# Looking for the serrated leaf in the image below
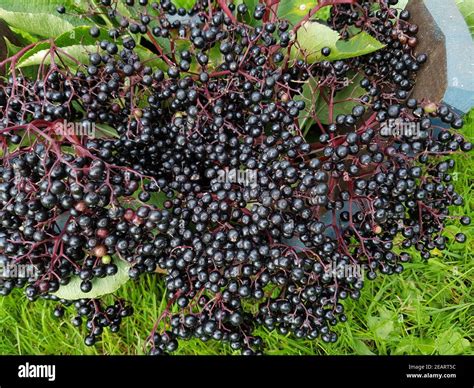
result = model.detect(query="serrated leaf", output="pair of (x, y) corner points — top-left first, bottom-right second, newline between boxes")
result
(9, 26), (37, 44)
(315, 74), (366, 123)
(117, 0), (137, 18)
(294, 22), (385, 62)
(53, 259), (131, 300)
(298, 76), (320, 132)
(131, 187), (168, 208)
(394, 337), (436, 355)
(0, 0), (89, 13)
(395, 0), (410, 12)
(0, 0), (92, 38)
(235, 0), (258, 10)
(456, 0), (474, 38)
(17, 26), (107, 68)
(16, 25), (167, 70)
(175, 39), (192, 55)
(371, 0), (408, 13)
(278, 1), (332, 25)
(435, 330), (470, 355)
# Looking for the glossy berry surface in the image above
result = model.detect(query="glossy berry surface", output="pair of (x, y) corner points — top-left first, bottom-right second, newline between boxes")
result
(0, 0), (470, 355)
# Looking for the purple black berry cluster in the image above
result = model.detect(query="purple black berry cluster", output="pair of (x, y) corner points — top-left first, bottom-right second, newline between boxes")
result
(0, 0), (470, 354)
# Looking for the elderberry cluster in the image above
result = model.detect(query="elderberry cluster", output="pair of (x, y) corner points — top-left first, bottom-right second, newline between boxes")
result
(0, 0), (470, 354)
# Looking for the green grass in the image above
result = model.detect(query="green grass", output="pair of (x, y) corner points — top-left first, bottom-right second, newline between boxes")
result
(0, 0), (472, 360)
(0, 111), (472, 356)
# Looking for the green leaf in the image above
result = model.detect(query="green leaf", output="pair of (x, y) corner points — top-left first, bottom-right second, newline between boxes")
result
(293, 21), (340, 62)
(393, 338), (415, 355)
(149, 36), (172, 56)
(235, 0), (260, 25)
(314, 6), (332, 21)
(9, 26), (37, 44)
(435, 330), (470, 355)
(0, 0), (88, 14)
(171, 0), (197, 9)
(54, 25), (109, 46)
(395, 0), (409, 12)
(0, 0), (92, 38)
(315, 74), (366, 123)
(116, 0), (137, 18)
(134, 46), (168, 71)
(18, 44), (96, 68)
(208, 44), (223, 70)
(4, 131), (36, 155)
(95, 123), (120, 138)
(15, 25), (167, 70)
(393, 337), (435, 355)
(17, 26), (108, 68)
(300, 73), (366, 127)
(16, 42), (51, 68)
(5, 38), (23, 57)
(0, 11), (74, 38)
(148, 191), (168, 207)
(175, 39), (192, 55)
(235, 0), (258, 9)
(327, 31), (386, 61)
(278, 1), (332, 25)
(456, 0), (474, 38)
(353, 339), (375, 355)
(415, 338), (436, 355)
(3, 43), (39, 76)
(53, 259), (131, 300)
(294, 22), (385, 62)
(298, 76), (320, 132)
(371, 0), (408, 13)
(131, 187), (168, 208)
(373, 319), (394, 340)
(367, 309), (396, 340)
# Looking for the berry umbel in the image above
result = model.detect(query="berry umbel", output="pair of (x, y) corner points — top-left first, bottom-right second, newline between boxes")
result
(0, 0), (470, 355)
